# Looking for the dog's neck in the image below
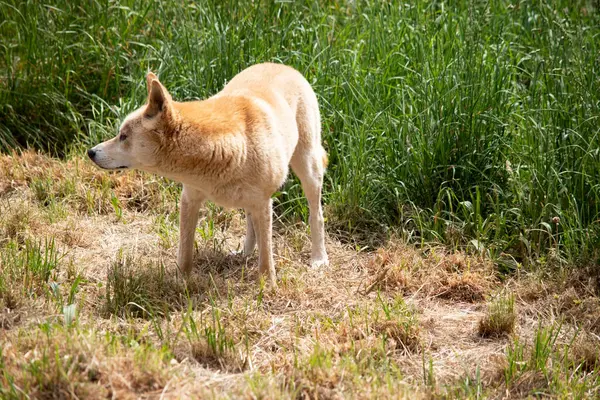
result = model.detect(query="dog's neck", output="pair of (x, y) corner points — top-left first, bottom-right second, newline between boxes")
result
(146, 103), (248, 188)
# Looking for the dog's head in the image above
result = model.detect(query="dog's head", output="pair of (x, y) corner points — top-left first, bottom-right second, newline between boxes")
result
(88, 72), (176, 171)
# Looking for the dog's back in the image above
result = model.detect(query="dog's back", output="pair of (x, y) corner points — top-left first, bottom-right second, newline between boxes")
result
(221, 63), (325, 166)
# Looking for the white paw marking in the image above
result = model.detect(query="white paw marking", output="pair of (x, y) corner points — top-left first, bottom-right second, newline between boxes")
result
(310, 257), (329, 269)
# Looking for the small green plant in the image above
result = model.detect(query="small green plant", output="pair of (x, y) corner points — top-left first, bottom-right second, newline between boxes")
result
(0, 238), (61, 288)
(530, 324), (560, 373)
(184, 301), (246, 371)
(155, 214), (177, 249)
(505, 336), (527, 384)
(455, 367), (483, 399)
(422, 353), (436, 390)
(30, 177), (56, 207)
(375, 294), (421, 353)
(503, 324), (569, 394)
(49, 275), (83, 327)
(24, 238), (61, 284)
(110, 194), (123, 222)
(0, 237), (65, 314)
(197, 218), (215, 242)
(478, 292), (516, 338)
(104, 252), (176, 319)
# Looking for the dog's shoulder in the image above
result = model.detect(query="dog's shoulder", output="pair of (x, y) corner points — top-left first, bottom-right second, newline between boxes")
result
(173, 95), (267, 140)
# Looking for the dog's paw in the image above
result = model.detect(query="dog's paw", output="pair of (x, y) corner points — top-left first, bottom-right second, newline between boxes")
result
(310, 257), (329, 269)
(230, 248), (255, 258)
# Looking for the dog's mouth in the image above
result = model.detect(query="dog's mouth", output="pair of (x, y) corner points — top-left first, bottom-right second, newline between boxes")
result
(93, 163), (129, 171)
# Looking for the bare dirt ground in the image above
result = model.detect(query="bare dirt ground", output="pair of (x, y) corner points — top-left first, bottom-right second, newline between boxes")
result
(1, 152), (599, 399)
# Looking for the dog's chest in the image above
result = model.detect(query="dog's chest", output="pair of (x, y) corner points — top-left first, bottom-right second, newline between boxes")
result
(190, 181), (261, 210)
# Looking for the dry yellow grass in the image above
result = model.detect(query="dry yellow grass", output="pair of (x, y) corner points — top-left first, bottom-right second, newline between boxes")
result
(1, 151), (599, 399)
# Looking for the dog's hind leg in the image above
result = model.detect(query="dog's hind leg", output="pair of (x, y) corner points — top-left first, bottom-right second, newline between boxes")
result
(290, 90), (329, 268)
(177, 185), (204, 276)
(291, 146), (329, 268)
(243, 210), (256, 256)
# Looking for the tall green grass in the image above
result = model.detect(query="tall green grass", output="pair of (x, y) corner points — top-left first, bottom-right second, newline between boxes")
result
(1, 0), (599, 265)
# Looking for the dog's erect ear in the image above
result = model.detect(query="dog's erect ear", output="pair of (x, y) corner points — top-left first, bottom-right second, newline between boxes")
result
(146, 72), (159, 97)
(145, 78), (171, 118)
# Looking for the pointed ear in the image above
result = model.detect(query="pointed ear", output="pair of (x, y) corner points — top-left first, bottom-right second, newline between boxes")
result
(146, 72), (158, 97)
(145, 79), (171, 118)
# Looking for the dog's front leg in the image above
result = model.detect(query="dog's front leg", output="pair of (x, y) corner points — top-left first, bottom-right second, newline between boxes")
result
(177, 185), (204, 276)
(243, 210), (256, 256)
(250, 198), (276, 287)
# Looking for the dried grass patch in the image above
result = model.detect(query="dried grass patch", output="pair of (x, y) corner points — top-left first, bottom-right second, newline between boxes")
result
(571, 332), (600, 373)
(434, 271), (490, 302)
(0, 325), (173, 399)
(551, 288), (600, 334)
(370, 320), (421, 353)
(364, 242), (497, 302)
(506, 370), (548, 398)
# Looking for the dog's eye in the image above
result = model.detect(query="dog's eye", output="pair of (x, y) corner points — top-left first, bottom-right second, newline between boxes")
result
(119, 134), (127, 142)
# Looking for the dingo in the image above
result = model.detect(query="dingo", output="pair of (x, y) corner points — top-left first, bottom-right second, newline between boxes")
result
(88, 63), (329, 285)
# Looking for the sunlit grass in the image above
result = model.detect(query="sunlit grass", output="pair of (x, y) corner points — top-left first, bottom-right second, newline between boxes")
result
(1, 1), (599, 266)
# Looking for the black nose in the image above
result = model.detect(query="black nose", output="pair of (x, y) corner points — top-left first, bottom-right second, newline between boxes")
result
(87, 149), (96, 159)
